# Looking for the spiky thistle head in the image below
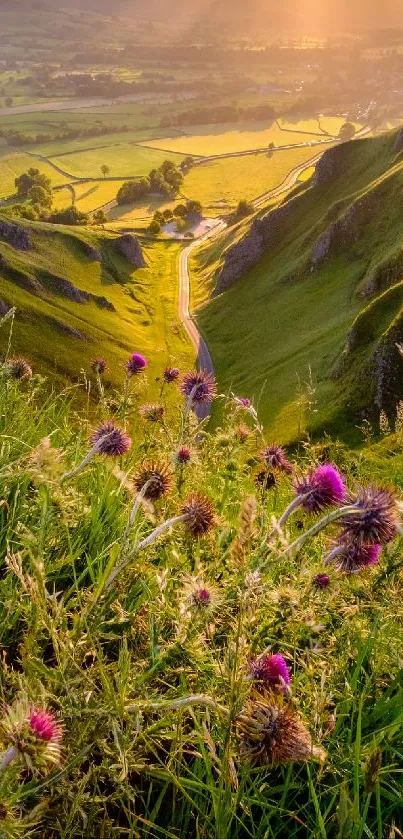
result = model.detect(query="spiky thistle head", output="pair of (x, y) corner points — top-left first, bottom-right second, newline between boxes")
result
(236, 425), (250, 443)
(180, 575), (221, 616)
(294, 464), (346, 514)
(134, 461), (173, 500)
(139, 403), (164, 422)
(4, 356), (32, 381)
(126, 352), (147, 376)
(255, 469), (276, 491)
(248, 654), (291, 692)
(338, 485), (399, 545)
(163, 367), (180, 383)
(181, 493), (216, 537)
(313, 573), (330, 588)
(91, 358), (107, 374)
(260, 445), (293, 474)
(174, 446), (192, 465)
(90, 421), (131, 456)
(237, 692), (325, 767)
(332, 540), (381, 573)
(180, 370), (217, 404)
(1, 700), (63, 773)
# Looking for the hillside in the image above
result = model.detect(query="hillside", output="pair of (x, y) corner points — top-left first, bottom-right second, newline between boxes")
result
(0, 216), (193, 391)
(192, 129), (403, 443)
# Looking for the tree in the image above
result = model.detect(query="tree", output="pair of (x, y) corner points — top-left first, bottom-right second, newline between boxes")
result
(148, 219), (161, 235)
(173, 204), (187, 218)
(175, 217), (187, 233)
(235, 199), (254, 218)
(100, 164), (110, 178)
(93, 209), (108, 226)
(28, 184), (52, 208)
(186, 199), (203, 220)
(163, 209), (173, 221)
(15, 168), (52, 198)
(48, 206), (88, 226)
(153, 210), (165, 226)
(339, 122), (356, 142)
(5, 97), (13, 108)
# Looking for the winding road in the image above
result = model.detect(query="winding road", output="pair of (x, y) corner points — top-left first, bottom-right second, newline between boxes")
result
(177, 147), (326, 415)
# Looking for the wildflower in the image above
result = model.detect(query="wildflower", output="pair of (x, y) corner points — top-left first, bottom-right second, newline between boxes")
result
(234, 397), (251, 408)
(193, 587), (211, 606)
(181, 370), (217, 404)
(175, 446), (192, 465)
(163, 367), (180, 383)
(139, 403), (164, 422)
(294, 464), (346, 514)
(90, 421), (131, 456)
(91, 358), (107, 374)
(237, 692), (325, 766)
(248, 654), (291, 691)
(255, 469), (276, 491)
(313, 573), (330, 588)
(181, 493), (216, 536)
(338, 485), (398, 545)
(260, 445), (293, 474)
(325, 540), (381, 573)
(1, 701), (62, 773)
(4, 356), (32, 380)
(126, 352), (147, 376)
(236, 425), (250, 443)
(134, 461), (173, 500)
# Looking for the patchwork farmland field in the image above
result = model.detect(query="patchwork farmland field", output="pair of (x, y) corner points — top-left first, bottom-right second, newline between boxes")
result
(0, 151), (71, 198)
(182, 146), (323, 214)
(47, 145), (185, 179)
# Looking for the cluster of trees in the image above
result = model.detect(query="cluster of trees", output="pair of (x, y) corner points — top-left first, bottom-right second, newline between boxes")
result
(234, 199), (254, 219)
(0, 122), (132, 149)
(161, 104), (276, 129)
(338, 122), (356, 141)
(11, 168), (89, 226)
(148, 200), (203, 235)
(116, 160), (189, 206)
(15, 168), (53, 209)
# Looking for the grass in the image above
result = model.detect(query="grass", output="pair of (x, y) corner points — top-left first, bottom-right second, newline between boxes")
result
(0, 217), (194, 392)
(0, 152), (70, 199)
(0, 369), (401, 838)
(183, 147), (323, 215)
(192, 129), (403, 443)
(47, 146), (185, 180)
(140, 119), (337, 157)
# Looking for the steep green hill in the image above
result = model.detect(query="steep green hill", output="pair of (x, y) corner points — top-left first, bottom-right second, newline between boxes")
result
(0, 216), (193, 392)
(192, 129), (403, 443)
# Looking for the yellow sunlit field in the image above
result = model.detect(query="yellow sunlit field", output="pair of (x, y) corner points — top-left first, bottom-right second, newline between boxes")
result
(139, 117), (352, 157)
(0, 152), (70, 199)
(47, 145), (185, 179)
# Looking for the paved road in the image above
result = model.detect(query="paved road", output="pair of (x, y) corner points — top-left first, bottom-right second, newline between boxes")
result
(177, 148), (328, 417)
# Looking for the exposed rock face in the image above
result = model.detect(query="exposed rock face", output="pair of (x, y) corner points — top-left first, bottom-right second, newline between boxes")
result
(0, 253), (43, 293)
(0, 299), (9, 316)
(43, 315), (88, 340)
(393, 127), (403, 153)
(39, 271), (115, 310)
(0, 219), (32, 251)
(362, 251), (403, 297)
(214, 199), (297, 295)
(83, 242), (102, 261)
(374, 314), (403, 413)
(115, 234), (145, 268)
(312, 144), (346, 187)
(311, 192), (377, 268)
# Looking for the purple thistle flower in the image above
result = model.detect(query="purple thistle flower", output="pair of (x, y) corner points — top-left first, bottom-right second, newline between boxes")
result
(29, 709), (62, 743)
(175, 446), (192, 465)
(163, 367), (180, 383)
(235, 397), (251, 408)
(260, 445), (293, 474)
(90, 421), (131, 456)
(249, 654), (291, 691)
(339, 485), (398, 545)
(91, 358), (107, 375)
(126, 352), (147, 376)
(181, 370), (217, 404)
(294, 464), (346, 514)
(331, 541), (382, 573)
(4, 356), (32, 381)
(192, 587), (211, 607)
(313, 573), (330, 588)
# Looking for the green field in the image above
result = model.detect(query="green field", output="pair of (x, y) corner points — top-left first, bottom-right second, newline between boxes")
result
(0, 219), (194, 390)
(47, 145), (185, 179)
(192, 130), (403, 443)
(183, 147), (323, 214)
(0, 152), (71, 199)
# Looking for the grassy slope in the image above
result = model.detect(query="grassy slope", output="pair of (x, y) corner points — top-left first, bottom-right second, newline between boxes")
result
(0, 217), (194, 392)
(193, 131), (403, 443)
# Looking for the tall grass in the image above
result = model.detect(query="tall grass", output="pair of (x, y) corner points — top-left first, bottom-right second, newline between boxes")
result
(0, 369), (402, 838)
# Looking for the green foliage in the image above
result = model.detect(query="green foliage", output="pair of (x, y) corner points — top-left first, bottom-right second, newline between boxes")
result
(116, 160), (184, 206)
(0, 375), (401, 837)
(15, 167), (52, 198)
(47, 205), (88, 226)
(235, 198), (254, 217)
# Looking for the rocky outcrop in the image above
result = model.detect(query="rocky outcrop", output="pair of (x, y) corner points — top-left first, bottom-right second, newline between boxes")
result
(393, 127), (403, 153)
(0, 253), (42, 293)
(115, 234), (145, 268)
(43, 315), (89, 340)
(214, 199), (297, 295)
(83, 242), (102, 261)
(0, 299), (9, 316)
(311, 192), (377, 268)
(0, 219), (32, 251)
(39, 271), (115, 310)
(361, 251), (403, 297)
(374, 313), (403, 413)
(312, 144), (346, 187)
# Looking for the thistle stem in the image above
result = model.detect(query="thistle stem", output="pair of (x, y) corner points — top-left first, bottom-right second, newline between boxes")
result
(105, 513), (189, 588)
(323, 544), (345, 564)
(120, 479), (153, 548)
(280, 504), (359, 557)
(1, 746), (18, 770)
(127, 693), (229, 717)
(61, 431), (115, 482)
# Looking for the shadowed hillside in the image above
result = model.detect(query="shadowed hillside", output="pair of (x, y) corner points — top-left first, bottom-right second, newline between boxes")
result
(192, 129), (403, 443)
